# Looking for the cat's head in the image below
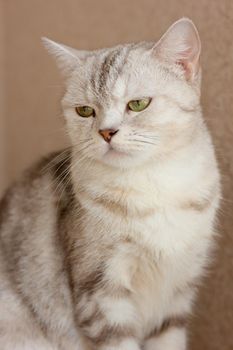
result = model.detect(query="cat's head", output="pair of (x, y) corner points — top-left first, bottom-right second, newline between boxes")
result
(43, 18), (202, 169)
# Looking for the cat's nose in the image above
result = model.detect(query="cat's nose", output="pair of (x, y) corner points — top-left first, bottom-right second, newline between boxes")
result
(98, 129), (119, 143)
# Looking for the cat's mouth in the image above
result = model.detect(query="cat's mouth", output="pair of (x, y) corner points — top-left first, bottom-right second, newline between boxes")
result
(104, 145), (129, 158)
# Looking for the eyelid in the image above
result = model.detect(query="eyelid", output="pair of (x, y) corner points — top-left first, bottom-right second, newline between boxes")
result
(128, 97), (151, 101)
(75, 104), (95, 109)
(127, 97), (152, 111)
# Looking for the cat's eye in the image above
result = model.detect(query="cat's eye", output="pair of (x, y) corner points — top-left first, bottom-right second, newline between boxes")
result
(75, 106), (95, 118)
(128, 98), (151, 112)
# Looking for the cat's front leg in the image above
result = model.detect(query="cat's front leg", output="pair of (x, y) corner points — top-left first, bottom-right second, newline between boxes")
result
(76, 292), (141, 350)
(144, 323), (187, 350)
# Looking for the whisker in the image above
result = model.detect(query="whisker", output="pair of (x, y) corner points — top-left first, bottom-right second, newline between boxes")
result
(42, 138), (96, 201)
(131, 138), (157, 146)
(76, 141), (95, 154)
(136, 134), (158, 140)
(41, 148), (72, 174)
(55, 168), (73, 204)
(51, 157), (73, 194)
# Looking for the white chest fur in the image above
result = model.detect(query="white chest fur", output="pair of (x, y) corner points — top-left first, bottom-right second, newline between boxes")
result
(101, 205), (214, 336)
(75, 143), (220, 337)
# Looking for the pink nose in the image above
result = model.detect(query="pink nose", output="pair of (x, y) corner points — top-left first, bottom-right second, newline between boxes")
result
(98, 129), (119, 143)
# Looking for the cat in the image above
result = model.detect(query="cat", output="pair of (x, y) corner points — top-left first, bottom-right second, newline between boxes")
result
(0, 18), (221, 350)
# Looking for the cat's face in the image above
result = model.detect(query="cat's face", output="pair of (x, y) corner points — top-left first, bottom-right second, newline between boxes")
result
(44, 18), (202, 169)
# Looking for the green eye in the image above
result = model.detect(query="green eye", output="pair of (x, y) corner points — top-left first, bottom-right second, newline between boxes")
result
(128, 98), (151, 112)
(75, 106), (95, 118)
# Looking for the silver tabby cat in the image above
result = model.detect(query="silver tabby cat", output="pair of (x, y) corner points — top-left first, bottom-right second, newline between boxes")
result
(0, 18), (220, 350)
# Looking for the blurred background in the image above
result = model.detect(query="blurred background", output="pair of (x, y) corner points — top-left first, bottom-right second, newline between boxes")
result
(1, 0), (233, 348)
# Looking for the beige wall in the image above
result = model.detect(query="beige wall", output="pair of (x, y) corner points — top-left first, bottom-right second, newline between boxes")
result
(0, 1), (6, 195)
(1, 1), (233, 349)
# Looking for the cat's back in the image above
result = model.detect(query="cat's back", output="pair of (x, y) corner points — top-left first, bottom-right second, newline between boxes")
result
(0, 150), (83, 350)
(0, 150), (73, 259)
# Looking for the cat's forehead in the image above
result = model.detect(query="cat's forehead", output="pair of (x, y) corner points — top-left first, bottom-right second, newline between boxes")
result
(83, 43), (154, 103)
(90, 46), (130, 97)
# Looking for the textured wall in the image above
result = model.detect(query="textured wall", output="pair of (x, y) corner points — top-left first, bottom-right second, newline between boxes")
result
(0, 1), (6, 195)
(1, 0), (233, 349)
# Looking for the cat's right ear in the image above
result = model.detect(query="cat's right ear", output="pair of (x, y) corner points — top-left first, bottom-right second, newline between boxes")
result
(42, 38), (84, 77)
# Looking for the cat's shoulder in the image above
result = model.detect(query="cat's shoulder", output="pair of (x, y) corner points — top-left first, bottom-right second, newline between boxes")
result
(0, 149), (73, 228)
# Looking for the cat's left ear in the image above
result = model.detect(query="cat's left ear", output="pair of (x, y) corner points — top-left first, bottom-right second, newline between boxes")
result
(42, 38), (86, 77)
(153, 18), (201, 81)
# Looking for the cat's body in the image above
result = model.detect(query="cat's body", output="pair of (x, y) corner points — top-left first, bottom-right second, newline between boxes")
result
(0, 19), (220, 350)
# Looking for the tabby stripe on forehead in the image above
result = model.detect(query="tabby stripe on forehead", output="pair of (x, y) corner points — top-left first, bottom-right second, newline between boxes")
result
(98, 49), (122, 94)
(90, 53), (113, 95)
(94, 47), (129, 97)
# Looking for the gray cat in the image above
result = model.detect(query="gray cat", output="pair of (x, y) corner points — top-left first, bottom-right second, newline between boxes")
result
(0, 18), (220, 350)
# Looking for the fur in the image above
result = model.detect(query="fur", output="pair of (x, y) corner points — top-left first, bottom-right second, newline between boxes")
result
(0, 18), (220, 349)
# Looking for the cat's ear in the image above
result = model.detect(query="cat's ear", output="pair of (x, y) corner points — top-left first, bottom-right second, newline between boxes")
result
(42, 38), (85, 77)
(153, 18), (201, 81)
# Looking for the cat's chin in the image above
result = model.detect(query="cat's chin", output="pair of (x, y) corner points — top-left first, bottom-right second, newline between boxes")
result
(98, 147), (146, 169)
(101, 147), (130, 166)
(105, 147), (128, 158)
